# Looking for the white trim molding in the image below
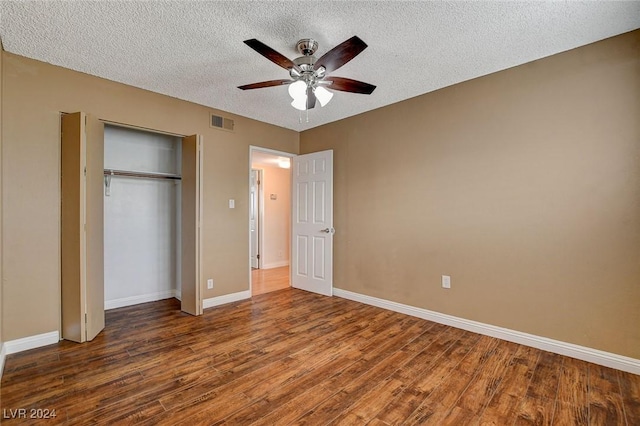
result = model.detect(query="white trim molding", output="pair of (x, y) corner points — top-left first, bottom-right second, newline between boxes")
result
(0, 342), (6, 377)
(261, 261), (290, 270)
(3, 331), (60, 356)
(105, 290), (179, 310)
(203, 290), (251, 310)
(334, 288), (640, 375)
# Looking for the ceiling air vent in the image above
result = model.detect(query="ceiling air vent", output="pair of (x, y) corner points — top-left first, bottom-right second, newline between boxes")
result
(210, 113), (234, 132)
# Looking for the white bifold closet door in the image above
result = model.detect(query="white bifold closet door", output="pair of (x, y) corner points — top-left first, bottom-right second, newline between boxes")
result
(61, 112), (105, 343)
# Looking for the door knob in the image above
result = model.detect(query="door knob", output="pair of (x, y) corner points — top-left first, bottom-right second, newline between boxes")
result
(320, 227), (335, 234)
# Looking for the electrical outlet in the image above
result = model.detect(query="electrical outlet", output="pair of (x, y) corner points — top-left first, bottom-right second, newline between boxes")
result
(207, 279), (214, 289)
(442, 275), (451, 289)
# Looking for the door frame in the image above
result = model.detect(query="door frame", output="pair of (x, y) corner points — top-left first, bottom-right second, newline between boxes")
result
(248, 146), (295, 295)
(250, 168), (263, 270)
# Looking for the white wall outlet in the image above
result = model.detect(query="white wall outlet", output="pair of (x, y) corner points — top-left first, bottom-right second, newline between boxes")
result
(228, 199), (235, 209)
(442, 275), (451, 289)
(207, 279), (214, 289)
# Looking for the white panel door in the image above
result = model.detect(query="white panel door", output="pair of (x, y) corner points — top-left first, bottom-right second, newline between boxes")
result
(292, 150), (333, 296)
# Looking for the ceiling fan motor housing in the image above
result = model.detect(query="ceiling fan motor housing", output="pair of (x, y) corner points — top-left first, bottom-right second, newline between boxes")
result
(291, 39), (326, 85)
(296, 38), (318, 56)
(290, 55), (326, 86)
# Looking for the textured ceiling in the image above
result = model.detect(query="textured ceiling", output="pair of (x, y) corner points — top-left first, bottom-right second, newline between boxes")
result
(1, 1), (639, 132)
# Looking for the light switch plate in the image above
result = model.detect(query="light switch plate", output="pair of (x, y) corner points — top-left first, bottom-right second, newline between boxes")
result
(442, 275), (451, 289)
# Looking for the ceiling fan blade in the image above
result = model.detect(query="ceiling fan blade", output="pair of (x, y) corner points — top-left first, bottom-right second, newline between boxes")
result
(306, 86), (317, 109)
(243, 39), (295, 70)
(314, 36), (368, 73)
(326, 77), (376, 94)
(238, 79), (292, 90)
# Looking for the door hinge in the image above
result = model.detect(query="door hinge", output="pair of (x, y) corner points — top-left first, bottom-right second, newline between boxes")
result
(257, 254), (260, 260)
(85, 313), (87, 324)
(257, 180), (261, 185)
(84, 167), (87, 176)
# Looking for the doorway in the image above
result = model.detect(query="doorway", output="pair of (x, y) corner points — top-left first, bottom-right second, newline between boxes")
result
(249, 147), (294, 296)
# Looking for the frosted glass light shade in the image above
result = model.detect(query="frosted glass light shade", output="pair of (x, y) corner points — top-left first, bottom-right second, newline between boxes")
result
(288, 80), (307, 99)
(314, 86), (333, 107)
(291, 96), (307, 111)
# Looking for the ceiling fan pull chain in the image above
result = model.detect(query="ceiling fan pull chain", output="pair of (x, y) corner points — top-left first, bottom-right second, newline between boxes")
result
(297, 109), (309, 124)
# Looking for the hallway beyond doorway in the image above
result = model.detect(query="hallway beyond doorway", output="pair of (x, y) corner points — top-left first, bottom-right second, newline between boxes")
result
(252, 266), (289, 296)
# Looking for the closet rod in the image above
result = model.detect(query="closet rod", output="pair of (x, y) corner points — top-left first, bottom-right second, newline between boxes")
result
(103, 169), (181, 180)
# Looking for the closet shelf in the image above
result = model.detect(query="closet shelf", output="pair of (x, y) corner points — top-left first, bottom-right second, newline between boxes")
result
(103, 169), (181, 180)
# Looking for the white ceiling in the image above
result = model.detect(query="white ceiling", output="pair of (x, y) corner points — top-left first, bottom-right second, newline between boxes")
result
(1, 1), (638, 132)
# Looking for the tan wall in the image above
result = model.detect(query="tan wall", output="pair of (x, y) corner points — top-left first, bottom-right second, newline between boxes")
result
(300, 30), (640, 358)
(257, 165), (291, 268)
(2, 52), (298, 341)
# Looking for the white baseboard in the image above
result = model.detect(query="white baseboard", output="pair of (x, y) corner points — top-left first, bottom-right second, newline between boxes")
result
(0, 342), (6, 378)
(203, 290), (251, 310)
(3, 331), (60, 356)
(261, 261), (289, 269)
(105, 290), (178, 310)
(334, 288), (640, 375)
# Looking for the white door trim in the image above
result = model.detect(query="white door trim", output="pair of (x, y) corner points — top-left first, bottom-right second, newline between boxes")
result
(250, 168), (262, 269)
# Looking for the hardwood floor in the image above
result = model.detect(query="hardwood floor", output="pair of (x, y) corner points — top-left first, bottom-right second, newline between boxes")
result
(251, 266), (289, 296)
(1, 289), (639, 425)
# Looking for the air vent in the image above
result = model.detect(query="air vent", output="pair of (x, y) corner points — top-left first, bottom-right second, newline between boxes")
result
(210, 113), (234, 131)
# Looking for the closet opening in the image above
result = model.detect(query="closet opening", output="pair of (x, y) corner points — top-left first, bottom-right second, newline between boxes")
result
(61, 113), (202, 343)
(103, 124), (183, 310)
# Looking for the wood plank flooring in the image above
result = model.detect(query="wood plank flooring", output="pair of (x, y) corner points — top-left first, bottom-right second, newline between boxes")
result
(1, 289), (639, 425)
(251, 266), (289, 296)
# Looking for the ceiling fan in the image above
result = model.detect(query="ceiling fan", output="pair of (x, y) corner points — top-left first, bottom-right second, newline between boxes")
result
(238, 36), (376, 111)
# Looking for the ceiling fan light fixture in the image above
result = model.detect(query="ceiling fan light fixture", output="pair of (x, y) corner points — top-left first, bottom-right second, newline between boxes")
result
(240, 36), (375, 115)
(314, 86), (333, 107)
(291, 95), (308, 111)
(288, 80), (307, 100)
(278, 158), (291, 169)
